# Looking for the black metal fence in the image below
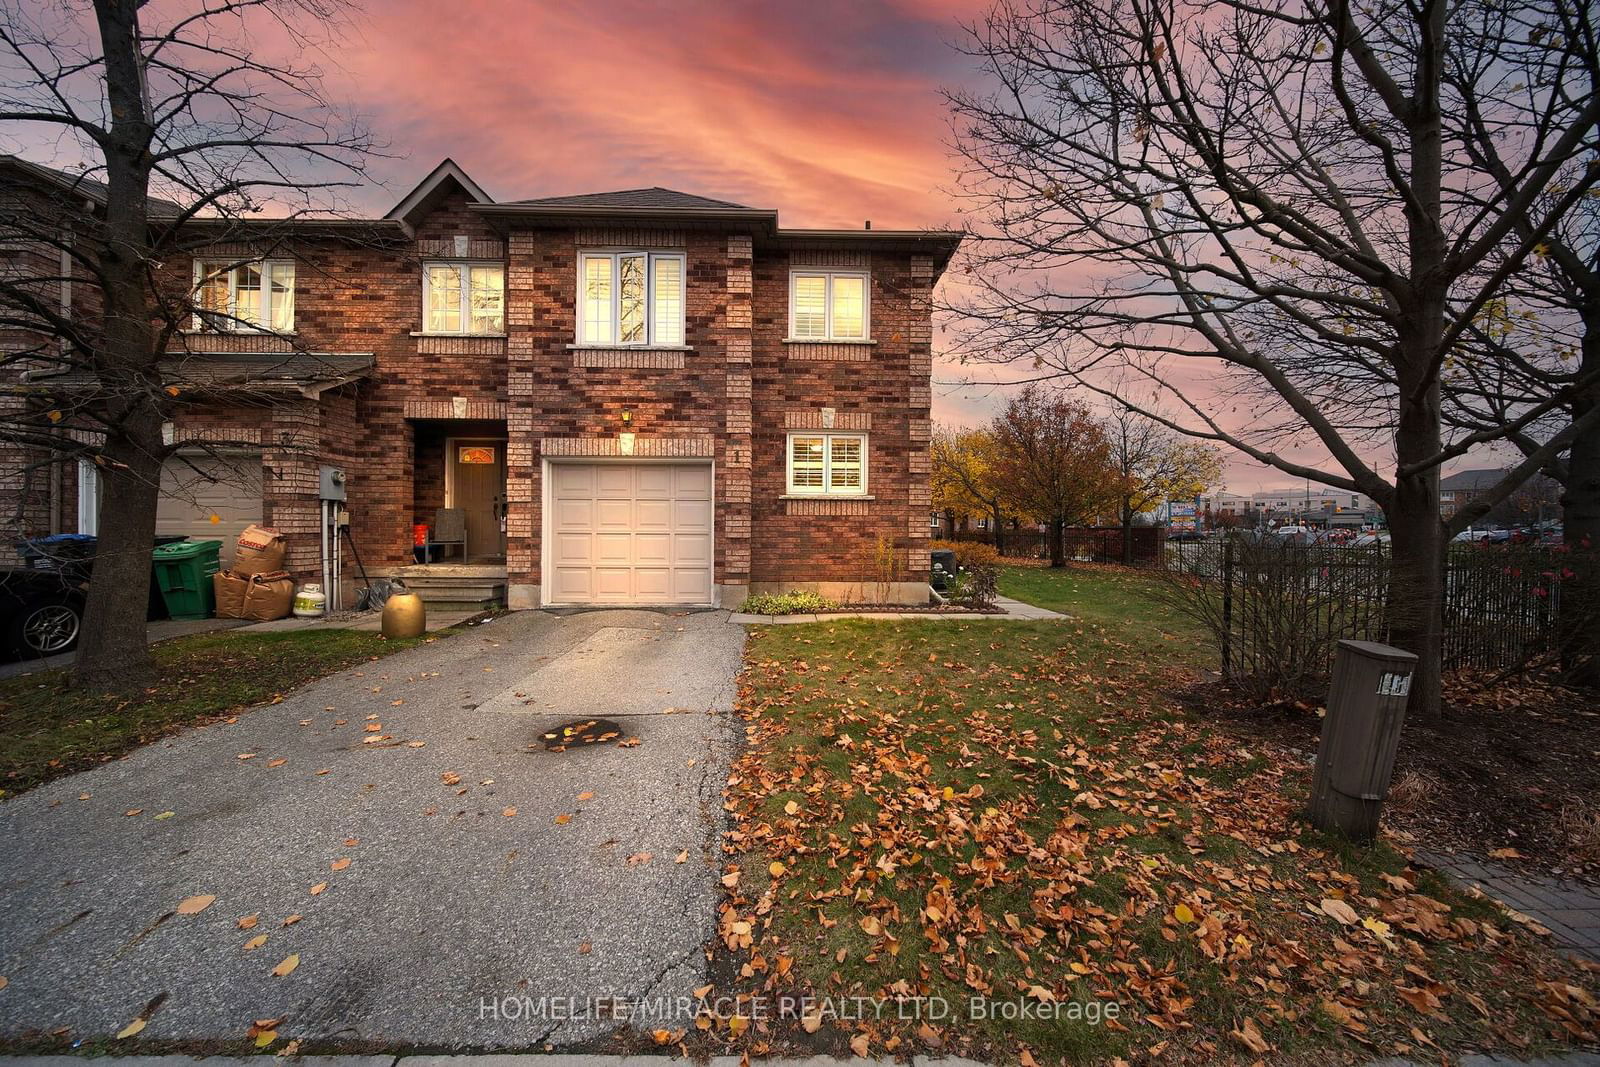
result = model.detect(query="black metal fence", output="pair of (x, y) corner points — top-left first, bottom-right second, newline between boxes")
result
(1163, 537), (1593, 680)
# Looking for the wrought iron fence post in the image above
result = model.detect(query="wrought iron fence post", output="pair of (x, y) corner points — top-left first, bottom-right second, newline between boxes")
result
(1222, 537), (1234, 675)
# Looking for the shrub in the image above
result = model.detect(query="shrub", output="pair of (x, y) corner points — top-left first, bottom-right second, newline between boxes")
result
(740, 590), (836, 615)
(932, 538), (1000, 570)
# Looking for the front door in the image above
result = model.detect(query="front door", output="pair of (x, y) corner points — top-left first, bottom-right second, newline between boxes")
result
(449, 439), (506, 561)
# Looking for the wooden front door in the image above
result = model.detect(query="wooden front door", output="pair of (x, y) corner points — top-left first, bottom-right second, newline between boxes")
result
(449, 439), (506, 560)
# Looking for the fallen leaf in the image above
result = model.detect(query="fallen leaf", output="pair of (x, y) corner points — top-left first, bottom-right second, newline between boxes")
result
(1488, 847), (1525, 859)
(266, 759), (287, 768)
(577, 791), (595, 802)
(1230, 1016), (1271, 1053)
(627, 851), (653, 866)
(243, 935), (268, 951)
(116, 1018), (146, 1039)
(330, 858), (351, 871)
(441, 772), (461, 786)
(783, 800), (800, 816)
(1173, 903), (1196, 924)
(1320, 898), (1359, 925)
(849, 1033), (870, 1057)
(675, 850), (689, 863)
(237, 915), (259, 930)
(309, 882), (327, 896)
(554, 814), (572, 825)
(769, 861), (786, 877)
(176, 894), (216, 915)
(124, 809), (143, 817)
(153, 811), (175, 821)
(282, 914), (302, 926)
(343, 838), (359, 847)
(503, 807), (518, 818)
(271, 954), (300, 977)
(254, 1031), (278, 1048)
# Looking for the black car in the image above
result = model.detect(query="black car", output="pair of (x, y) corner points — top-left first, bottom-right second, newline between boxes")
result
(0, 567), (87, 659)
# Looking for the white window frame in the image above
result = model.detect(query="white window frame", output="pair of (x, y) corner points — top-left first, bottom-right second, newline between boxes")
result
(787, 270), (870, 342)
(576, 250), (687, 347)
(191, 258), (295, 332)
(929, 512), (941, 529)
(77, 458), (99, 535)
(421, 260), (505, 335)
(785, 431), (869, 497)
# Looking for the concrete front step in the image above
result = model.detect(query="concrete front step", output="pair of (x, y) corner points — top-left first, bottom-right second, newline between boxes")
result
(393, 564), (508, 610)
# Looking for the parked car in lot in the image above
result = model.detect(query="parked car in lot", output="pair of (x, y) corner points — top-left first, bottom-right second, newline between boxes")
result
(0, 568), (86, 659)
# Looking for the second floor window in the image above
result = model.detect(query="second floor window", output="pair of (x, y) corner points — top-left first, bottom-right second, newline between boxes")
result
(789, 270), (868, 341)
(194, 259), (294, 332)
(579, 251), (685, 347)
(425, 262), (504, 334)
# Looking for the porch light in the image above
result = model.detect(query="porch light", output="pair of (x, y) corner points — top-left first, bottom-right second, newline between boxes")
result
(620, 409), (633, 425)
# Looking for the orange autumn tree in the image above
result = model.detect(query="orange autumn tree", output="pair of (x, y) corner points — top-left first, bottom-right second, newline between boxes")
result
(989, 385), (1120, 567)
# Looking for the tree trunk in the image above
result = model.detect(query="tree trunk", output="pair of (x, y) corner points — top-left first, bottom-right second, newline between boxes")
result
(1561, 321), (1600, 686)
(1121, 498), (1135, 566)
(1387, 375), (1447, 721)
(1049, 516), (1066, 568)
(73, 420), (163, 690)
(990, 507), (1005, 552)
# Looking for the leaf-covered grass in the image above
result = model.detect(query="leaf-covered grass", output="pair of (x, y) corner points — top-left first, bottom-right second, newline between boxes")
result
(713, 566), (1598, 1064)
(0, 628), (431, 795)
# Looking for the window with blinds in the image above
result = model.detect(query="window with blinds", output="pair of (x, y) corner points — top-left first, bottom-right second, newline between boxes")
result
(788, 271), (870, 341)
(192, 259), (296, 332)
(786, 432), (868, 496)
(424, 261), (504, 334)
(577, 251), (687, 347)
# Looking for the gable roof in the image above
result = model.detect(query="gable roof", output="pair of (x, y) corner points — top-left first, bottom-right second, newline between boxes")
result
(502, 187), (753, 211)
(385, 158), (492, 233)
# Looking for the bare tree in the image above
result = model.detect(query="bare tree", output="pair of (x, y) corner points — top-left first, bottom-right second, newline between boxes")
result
(946, 0), (1600, 717)
(0, 0), (377, 690)
(989, 385), (1118, 566)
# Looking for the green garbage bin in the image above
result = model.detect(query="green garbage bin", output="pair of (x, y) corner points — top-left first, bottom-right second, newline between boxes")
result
(151, 539), (223, 620)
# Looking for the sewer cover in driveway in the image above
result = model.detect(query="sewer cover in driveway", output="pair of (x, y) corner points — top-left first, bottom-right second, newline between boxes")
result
(538, 717), (635, 751)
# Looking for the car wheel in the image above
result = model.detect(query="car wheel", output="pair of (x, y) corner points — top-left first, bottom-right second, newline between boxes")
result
(15, 599), (82, 656)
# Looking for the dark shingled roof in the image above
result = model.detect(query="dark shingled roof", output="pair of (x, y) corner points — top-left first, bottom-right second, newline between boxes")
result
(1, 155), (183, 218)
(1439, 468), (1507, 491)
(502, 187), (754, 211)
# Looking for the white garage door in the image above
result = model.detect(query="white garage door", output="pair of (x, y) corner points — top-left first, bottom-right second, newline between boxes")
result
(155, 453), (263, 565)
(547, 462), (713, 606)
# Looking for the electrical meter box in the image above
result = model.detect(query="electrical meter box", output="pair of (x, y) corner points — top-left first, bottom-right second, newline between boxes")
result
(1309, 639), (1419, 842)
(319, 465), (347, 501)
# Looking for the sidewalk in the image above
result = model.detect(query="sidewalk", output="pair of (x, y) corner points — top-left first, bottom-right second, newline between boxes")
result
(728, 596), (1067, 625)
(1414, 848), (1600, 963)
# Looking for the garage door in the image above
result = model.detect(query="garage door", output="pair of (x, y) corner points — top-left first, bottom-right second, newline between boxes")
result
(155, 453), (263, 565)
(547, 462), (713, 606)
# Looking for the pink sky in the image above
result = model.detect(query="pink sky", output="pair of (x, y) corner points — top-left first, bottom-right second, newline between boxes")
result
(8, 0), (1504, 492)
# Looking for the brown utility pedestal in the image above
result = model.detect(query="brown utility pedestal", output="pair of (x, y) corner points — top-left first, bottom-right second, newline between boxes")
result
(1308, 639), (1419, 842)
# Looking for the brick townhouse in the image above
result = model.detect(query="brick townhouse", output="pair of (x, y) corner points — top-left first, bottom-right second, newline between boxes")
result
(0, 158), (960, 609)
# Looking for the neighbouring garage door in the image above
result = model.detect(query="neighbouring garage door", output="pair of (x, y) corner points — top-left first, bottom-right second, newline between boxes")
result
(155, 453), (263, 565)
(547, 462), (713, 606)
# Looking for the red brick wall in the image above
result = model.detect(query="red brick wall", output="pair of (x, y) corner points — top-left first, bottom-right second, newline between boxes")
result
(10, 182), (938, 600)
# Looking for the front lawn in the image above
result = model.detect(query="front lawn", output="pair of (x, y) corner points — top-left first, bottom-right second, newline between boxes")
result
(709, 566), (1598, 1063)
(0, 628), (431, 795)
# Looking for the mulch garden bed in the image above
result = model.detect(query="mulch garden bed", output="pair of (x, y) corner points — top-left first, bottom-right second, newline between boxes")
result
(1185, 674), (1600, 882)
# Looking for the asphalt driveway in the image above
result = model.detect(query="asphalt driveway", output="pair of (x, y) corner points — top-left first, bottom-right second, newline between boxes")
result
(0, 609), (745, 1049)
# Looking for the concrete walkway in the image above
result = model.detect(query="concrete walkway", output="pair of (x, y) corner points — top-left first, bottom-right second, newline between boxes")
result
(1414, 848), (1600, 963)
(0, 1052), (1595, 1067)
(0, 610), (744, 1049)
(728, 596), (1066, 625)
